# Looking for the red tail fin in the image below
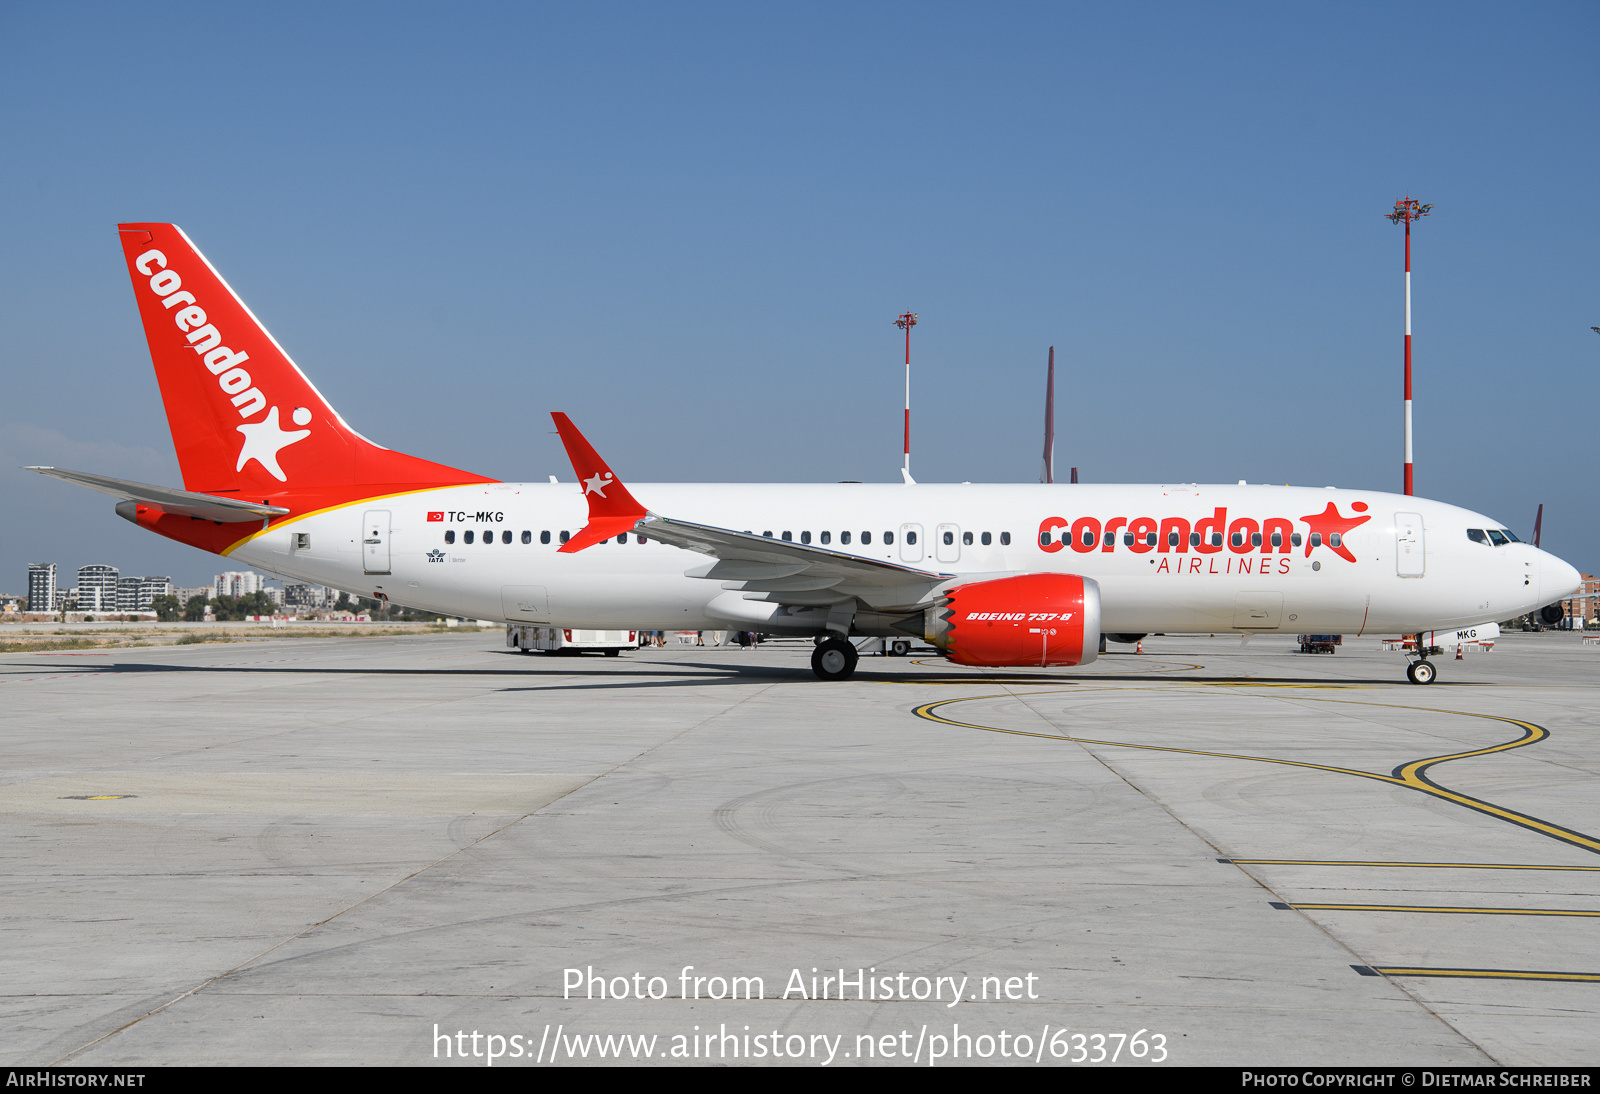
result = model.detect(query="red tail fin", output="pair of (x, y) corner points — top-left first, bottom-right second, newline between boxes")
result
(117, 224), (492, 495)
(551, 413), (647, 552)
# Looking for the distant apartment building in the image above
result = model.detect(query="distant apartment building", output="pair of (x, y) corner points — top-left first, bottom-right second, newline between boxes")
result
(77, 565), (119, 613)
(139, 576), (174, 608)
(283, 583), (334, 610)
(214, 571), (263, 599)
(27, 563), (56, 612)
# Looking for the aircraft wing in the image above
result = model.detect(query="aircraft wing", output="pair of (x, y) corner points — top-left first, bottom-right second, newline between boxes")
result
(27, 466), (289, 523)
(639, 514), (951, 607)
(548, 412), (954, 608)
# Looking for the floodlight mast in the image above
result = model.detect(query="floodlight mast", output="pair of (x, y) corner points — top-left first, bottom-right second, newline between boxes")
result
(1386, 196), (1433, 496)
(895, 311), (917, 484)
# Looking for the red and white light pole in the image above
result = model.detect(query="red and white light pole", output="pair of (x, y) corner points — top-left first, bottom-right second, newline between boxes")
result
(895, 311), (917, 483)
(1386, 197), (1433, 496)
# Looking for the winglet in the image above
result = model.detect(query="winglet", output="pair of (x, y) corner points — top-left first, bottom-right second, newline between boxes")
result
(551, 413), (648, 552)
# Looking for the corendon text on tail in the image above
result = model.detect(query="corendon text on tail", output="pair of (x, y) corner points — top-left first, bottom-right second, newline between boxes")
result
(28, 224), (1584, 683)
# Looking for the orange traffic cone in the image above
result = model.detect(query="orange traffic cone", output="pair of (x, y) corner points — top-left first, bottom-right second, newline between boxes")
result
(1455, 645), (1464, 661)
(1136, 640), (1143, 654)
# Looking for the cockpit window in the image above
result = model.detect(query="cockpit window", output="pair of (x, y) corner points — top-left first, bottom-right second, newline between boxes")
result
(1467, 529), (1489, 545)
(1487, 529), (1509, 546)
(1499, 528), (1521, 543)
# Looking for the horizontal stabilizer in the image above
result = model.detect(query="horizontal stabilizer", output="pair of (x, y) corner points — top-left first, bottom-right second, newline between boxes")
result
(27, 466), (289, 523)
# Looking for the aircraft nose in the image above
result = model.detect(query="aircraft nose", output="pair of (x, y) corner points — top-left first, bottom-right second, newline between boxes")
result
(1538, 550), (1582, 604)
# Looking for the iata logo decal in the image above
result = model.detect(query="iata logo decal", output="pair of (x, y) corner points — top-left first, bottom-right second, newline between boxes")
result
(1035, 503), (1373, 567)
(133, 247), (310, 483)
(426, 549), (445, 563)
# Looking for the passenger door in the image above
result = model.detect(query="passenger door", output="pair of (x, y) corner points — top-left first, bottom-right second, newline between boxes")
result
(1395, 512), (1425, 577)
(936, 523), (961, 564)
(362, 510), (391, 575)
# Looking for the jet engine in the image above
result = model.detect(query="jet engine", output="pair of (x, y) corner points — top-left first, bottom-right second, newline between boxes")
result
(926, 573), (1101, 667)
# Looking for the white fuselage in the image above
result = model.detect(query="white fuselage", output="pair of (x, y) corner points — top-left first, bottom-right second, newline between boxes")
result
(230, 482), (1579, 635)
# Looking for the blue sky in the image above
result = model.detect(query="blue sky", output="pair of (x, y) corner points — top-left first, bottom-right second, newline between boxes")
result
(1, 2), (1595, 588)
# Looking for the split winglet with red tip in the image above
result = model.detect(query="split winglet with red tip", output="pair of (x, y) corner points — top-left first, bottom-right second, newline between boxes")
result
(551, 413), (649, 552)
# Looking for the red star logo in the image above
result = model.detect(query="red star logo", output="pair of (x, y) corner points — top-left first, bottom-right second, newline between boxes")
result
(1300, 501), (1371, 563)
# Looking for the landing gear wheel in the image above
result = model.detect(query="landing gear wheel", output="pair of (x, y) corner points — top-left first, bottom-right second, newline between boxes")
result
(890, 639), (910, 656)
(811, 637), (859, 681)
(1406, 659), (1437, 685)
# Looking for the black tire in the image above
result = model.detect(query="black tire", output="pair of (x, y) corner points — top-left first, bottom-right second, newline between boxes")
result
(1407, 659), (1437, 685)
(890, 639), (911, 656)
(811, 637), (859, 681)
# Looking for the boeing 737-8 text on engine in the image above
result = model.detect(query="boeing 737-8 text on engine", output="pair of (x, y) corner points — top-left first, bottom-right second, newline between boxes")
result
(30, 224), (1583, 682)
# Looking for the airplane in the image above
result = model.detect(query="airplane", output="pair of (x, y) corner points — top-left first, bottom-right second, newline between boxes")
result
(28, 223), (1585, 684)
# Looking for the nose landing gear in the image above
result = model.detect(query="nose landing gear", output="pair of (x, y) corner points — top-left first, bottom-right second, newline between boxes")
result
(1405, 658), (1437, 685)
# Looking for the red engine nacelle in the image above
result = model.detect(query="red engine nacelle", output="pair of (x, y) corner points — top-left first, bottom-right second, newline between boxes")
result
(926, 573), (1101, 667)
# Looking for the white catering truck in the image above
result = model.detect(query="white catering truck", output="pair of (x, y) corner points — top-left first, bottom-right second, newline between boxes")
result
(507, 626), (639, 656)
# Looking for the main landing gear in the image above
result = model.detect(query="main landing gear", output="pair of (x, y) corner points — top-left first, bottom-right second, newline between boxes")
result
(1405, 658), (1437, 685)
(811, 637), (859, 681)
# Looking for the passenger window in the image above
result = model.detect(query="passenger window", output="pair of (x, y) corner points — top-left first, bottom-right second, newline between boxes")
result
(464, 530), (474, 544)
(1000, 532), (1010, 545)
(943, 531), (954, 546)
(906, 531), (917, 545)
(800, 531), (811, 544)
(559, 530), (570, 544)
(862, 531), (872, 545)
(1251, 533), (1262, 547)
(1291, 533), (1302, 547)
(1105, 532), (1116, 547)
(1189, 532), (1199, 547)
(763, 531), (773, 538)
(1329, 533), (1342, 548)
(541, 530), (551, 544)
(1467, 529), (1489, 545)
(1146, 532), (1157, 546)
(521, 530), (532, 544)
(1487, 529), (1509, 546)
(1310, 533), (1322, 547)
(963, 531), (973, 546)
(884, 531), (894, 545)
(841, 531), (852, 545)
(1270, 531), (1281, 547)
(503, 530), (513, 544)
(483, 531), (493, 545)
(981, 532), (991, 546)
(1230, 532), (1243, 548)
(782, 531), (793, 541)
(1041, 531), (1054, 546)
(1168, 531), (1180, 547)
(445, 530), (456, 544)
(1211, 533), (1223, 547)
(617, 534), (627, 544)
(1123, 532), (1134, 546)
(820, 531), (831, 545)
(1085, 529), (1097, 547)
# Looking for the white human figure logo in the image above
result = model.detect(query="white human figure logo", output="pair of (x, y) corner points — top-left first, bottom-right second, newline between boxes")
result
(235, 406), (311, 482)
